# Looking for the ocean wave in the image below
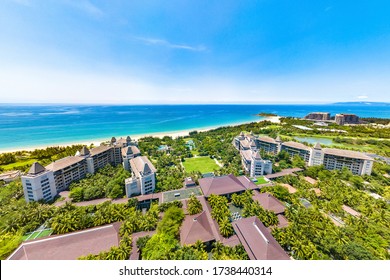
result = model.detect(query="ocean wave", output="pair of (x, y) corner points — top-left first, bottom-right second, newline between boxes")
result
(0, 112), (33, 117)
(152, 116), (195, 124)
(39, 110), (80, 116)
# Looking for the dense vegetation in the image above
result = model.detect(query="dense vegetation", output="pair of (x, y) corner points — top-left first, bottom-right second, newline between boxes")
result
(1, 116), (389, 260)
(69, 164), (130, 201)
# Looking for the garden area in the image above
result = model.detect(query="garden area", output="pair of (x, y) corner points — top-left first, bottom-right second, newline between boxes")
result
(182, 156), (219, 174)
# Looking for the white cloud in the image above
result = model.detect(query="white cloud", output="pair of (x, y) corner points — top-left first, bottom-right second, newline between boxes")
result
(134, 37), (207, 52)
(357, 95), (368, 99)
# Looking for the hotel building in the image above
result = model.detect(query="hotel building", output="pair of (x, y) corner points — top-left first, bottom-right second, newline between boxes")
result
(125, 156), (156, 197)
(22, 136), (139, 202)
(234, 133), (373, 176)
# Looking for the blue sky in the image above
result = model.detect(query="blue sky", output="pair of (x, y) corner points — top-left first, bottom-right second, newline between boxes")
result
(1, 0), (390, 104)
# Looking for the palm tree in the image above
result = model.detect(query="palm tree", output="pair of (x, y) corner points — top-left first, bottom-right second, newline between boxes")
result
(187, 195), (203, 215)
(219, 218), (234, 237)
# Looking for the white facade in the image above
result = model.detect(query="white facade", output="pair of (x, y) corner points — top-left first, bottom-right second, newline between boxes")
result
(125, 156), (156, 197)
(22, 164), (57, 202)
(250, 157), (273, 177)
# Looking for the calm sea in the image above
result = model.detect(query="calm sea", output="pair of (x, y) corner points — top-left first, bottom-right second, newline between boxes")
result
(0, 104), (389, 151)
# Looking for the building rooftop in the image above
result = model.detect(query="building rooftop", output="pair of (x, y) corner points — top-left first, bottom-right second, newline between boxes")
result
(313, 142), (322, 150)
(236, 175), (259, 190)
(90, 145), (112, 156)
(282, 141), (311, 151)
(252, 193), (286, 214)
(180, 211), (215, 245)
(342, 205), (361, 217)
(7, 223), (121, 260)
(198, 174), (247, 197)
(240, 149), (253, 161)
(258, 136), (278, 144)
(121, 146), (141, 157)
(79, 146), (90, 156)
(27, 162), (46, 175)
(239, 139), (251, 149)
(323, 148), (373, 160)
(130, 156), (156, 177)
(232, 216), (290, 260)
(277, 215), (289, 228)
(46, 156), (85, 172)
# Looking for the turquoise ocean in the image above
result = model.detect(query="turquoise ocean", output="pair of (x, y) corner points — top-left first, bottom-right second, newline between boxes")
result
(0, 103), (389, 151)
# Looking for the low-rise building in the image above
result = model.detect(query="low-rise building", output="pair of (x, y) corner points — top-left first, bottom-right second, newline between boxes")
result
(232, 216), (290, 260)
(125, 156), (156, 197)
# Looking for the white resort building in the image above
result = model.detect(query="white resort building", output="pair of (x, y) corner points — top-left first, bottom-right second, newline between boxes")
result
(125, 156), (156, 197)
(234, 132), (374, 176)
(21, 136), (150, 202)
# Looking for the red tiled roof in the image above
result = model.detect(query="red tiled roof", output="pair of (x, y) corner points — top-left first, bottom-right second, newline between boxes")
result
(236, 176), (259, 190)
(8, 223), (121, 260)
(277, 214), (289, 228)
(198, 174), (247, 197)
(252, 193), (286, 214)
(180, 211), (215, 245)
(232, 217), (290, 260)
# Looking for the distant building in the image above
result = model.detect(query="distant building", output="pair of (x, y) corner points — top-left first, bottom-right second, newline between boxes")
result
(233, 133), (373, 176)
(0, 170), (21, 183)
(335, 114), (360, 125)
(21, 163), (57, 202)
(22, 136), (137, 202)
(125, 156), (156, 197)
(304, 112), (330, 121)
(185, 140), (195, 150)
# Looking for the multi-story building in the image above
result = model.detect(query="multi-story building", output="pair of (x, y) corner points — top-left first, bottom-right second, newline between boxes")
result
(125, 156), (156, 197)
(22, 136), (137, 202)
(280, 141), (311, 163)
(21, 162), (57, 202)
(257, 136), (281, 155)
(241, 150), (272, 177)
(335, 114), (360, 125)
(304, 112), (330, 121)
(322, 148), (373, 175)
(122, 145), (141, 171)
(233, 133), (373, 176)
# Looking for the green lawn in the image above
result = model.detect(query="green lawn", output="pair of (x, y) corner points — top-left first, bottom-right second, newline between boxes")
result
(254, 176), (268, 185)
(1, 159), (37, 171)
(182, 156), (219, 173)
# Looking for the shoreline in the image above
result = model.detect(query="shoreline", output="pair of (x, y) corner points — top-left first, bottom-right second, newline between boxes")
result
(0, 116), (281, 154)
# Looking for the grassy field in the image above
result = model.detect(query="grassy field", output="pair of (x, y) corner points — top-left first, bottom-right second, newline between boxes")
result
(1, 159), (37, 171)
(182, 156), (219, 173)
(22, 229), (53, 241)
(254, 176), (268, 185)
